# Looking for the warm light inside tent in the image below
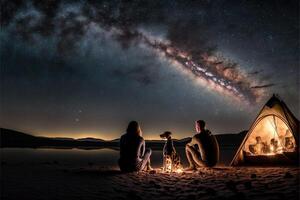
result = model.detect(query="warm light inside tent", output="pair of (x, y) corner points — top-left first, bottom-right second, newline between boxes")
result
(243, 115), (296, 156)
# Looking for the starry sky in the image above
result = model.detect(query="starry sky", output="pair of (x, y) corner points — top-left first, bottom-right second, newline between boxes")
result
(0, 0), (299, 140)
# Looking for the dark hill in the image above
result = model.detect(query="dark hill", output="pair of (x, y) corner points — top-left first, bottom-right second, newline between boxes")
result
(216, 131), (247, 147)
(0, 128), (111, 148)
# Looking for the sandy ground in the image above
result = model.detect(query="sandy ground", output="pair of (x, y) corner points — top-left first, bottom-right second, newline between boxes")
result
(1, 162), (299, 200)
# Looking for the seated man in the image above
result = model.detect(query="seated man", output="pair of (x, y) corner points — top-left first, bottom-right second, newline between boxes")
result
(270, 138), (279, 153)
(185, 120), (219, 170)
(249, 136), (267, 155)
(285, 137), (294, 151)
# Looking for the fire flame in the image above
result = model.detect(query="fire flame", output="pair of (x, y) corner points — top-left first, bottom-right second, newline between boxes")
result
(163, 156), (183, 174)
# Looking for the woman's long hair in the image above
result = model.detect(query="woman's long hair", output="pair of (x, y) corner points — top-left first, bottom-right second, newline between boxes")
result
(126, 121), (142, 137)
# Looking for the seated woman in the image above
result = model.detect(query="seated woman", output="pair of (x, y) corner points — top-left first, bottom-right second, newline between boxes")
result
(118, 121), (153, 172)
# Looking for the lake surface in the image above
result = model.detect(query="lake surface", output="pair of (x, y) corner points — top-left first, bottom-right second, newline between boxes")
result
(0, 147), (236, 167)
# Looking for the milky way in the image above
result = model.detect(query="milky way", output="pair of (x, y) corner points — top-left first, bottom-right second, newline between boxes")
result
(103, 28), (265, 104)
(1, 1), (271, 104)
(1, 0), (298, 139)
(138, 32), (263, 104)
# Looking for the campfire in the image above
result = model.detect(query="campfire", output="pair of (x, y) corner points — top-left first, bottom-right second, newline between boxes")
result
(162, 155), (183, 173)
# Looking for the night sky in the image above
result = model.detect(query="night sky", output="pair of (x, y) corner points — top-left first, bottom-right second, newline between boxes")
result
(0, 0), (299, 140)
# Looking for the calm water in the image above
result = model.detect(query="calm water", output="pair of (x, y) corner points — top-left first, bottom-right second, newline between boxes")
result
(0, 147), (236, 167)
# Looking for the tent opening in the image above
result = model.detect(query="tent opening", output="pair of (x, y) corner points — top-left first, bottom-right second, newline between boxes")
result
(243, 115), (296, 157)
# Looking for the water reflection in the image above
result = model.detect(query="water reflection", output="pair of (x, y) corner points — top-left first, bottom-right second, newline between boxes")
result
(1, 147), (235, 167)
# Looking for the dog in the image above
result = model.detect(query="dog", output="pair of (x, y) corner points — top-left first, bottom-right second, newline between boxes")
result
(160, 131), (182, 172)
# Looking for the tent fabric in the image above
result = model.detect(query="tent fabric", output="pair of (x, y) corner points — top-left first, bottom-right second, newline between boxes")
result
(230, 94), (300, 166)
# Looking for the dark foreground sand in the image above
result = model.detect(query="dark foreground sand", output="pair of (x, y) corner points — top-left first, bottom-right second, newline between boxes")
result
(1, 162), (299, 200)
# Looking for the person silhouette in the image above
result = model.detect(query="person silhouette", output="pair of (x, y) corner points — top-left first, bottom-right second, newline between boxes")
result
(118, 121), (153, 172)
(185, 120), (219, 170)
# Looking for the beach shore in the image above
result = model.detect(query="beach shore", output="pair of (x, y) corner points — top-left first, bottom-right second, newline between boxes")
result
(1, 161), (299, 200)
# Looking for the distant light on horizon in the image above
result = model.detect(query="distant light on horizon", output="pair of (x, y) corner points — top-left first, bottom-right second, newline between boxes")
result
(2, 126), (226, 140)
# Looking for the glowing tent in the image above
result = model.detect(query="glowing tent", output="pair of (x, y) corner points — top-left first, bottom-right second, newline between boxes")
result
(231, 94), (299, 166)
